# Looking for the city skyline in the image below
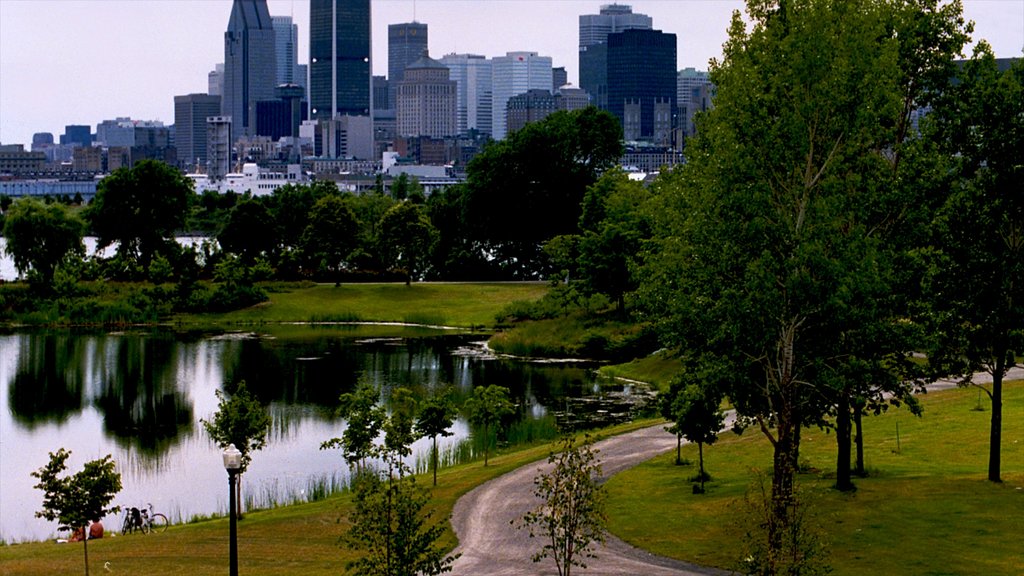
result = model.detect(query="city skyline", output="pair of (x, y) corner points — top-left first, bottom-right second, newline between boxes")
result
(1, 0), (1022, 146)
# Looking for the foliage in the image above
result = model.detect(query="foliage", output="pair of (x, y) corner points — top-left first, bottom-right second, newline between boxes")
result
(517, 434), (606, 576)
(218, 199), (278, 264)
(923, 46), (1024, 482)
(636, 0), (970, 560)
(322, 379), (385, 468)
(2, 197), (86, 290)
(376, 201), (438, 285)
(461, 107), (623, 278)
(415, 389), (457, 486)
(300, 194), (361, 277)
(32, 448), (122, 576)
(201, 381), (271, 474)
(463, 384), (514, 466)
(660, 369), (725, 491)
(86, 159), (193, 274)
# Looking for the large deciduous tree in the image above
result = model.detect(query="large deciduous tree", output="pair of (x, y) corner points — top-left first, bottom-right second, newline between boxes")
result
(2, 197), (85, 289)
(377, 201), (438, 285)
(637, 0), (968, 562)
(87, 159), (193, 274)
(925, 47), (1024, 483)
(32, 448), (122, 576)
(300, 194), (361, 276)
(218, 198), (277, 265)
(461, 108), (622, 278)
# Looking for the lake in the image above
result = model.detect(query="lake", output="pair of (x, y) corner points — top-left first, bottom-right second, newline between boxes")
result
(0, 326), (652, 543)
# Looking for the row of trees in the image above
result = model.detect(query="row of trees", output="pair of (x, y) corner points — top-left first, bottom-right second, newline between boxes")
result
(1, 106), (623, 294)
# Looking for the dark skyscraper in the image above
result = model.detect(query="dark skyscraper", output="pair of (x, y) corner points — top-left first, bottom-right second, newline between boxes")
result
(579, 4), (651, 110)
(310, 0), (372, 120)
(223, 0), (277, 138)
(175, 93), (222, 169)
(607, 28), (676, 144)
(388, 22), (428, 109)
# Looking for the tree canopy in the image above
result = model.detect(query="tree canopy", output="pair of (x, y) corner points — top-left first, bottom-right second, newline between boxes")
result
(2, 197), (85, 289)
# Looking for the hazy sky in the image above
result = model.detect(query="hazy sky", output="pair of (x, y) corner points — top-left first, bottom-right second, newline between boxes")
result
(1, 0), (1021, 146)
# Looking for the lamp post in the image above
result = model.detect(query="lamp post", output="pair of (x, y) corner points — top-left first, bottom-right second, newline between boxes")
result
(222, 443), (242, 576)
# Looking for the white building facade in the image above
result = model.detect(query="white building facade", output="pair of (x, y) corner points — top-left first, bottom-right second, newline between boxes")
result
(490, 52), (552, 140)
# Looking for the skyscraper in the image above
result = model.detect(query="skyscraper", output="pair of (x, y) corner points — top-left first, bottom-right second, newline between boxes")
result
(223, 0), (277, 138)
(389, 22), (428, 109)
(175, 93), (222, 169)
(310, 0), (372, 120)
(272, 16), (303, 87)
(491, 52), (552, 140)
(440, 53), (492, 136)
(396, 54), (456, 138)
(578, 4), (651, 110)
(607, 28), (676, 144)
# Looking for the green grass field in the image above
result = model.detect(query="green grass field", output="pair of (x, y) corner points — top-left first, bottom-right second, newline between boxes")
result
(605, 382), (1024, 575)
(176, 282), (549, 328)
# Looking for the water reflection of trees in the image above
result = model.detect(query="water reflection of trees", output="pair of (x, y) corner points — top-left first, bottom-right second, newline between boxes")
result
(92, 334), (193, 456)
(7, 333), (88, 428)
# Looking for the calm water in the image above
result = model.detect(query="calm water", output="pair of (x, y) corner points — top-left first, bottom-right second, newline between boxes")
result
(0, 326), (638, 543)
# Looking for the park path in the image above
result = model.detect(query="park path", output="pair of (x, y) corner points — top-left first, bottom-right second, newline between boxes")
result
(448, 366), (1023, 575)
(449, 424), (732, 576)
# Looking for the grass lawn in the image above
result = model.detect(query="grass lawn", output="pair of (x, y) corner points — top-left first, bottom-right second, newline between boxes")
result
(605, 382), (1024, 575)
(176, 282), (549, 328)
(1, 420), (655, 576)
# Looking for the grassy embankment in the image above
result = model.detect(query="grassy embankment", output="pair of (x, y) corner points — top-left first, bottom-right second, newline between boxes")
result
(175, 281), (550, 328)
(606, 381), (1024, 576)
(0, 420), (656, 576)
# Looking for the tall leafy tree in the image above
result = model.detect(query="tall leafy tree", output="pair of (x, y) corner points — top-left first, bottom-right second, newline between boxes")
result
(201, 381), (271, 516)
(322, 380), (385, 470)
(2, 197), (85, 289)
(414, 389), (457, 486)
(637, 0), (968, 557)
(300, 194), (361, 276)
(461, 107), (623, 278)
(32, 448), (122, 576)
(463, 384), (514, 466)
(218, 198), (277, 264)
(924, 46), (1024, 483)
(377, 201), (438, 285)
(87, 159), (193, 274)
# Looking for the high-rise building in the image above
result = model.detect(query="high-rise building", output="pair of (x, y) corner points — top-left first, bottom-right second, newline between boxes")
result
(209, 63), (225, 96)
(256, 84), (308, 141)
(60, 125), (92, 147)
(578, 4), (651, 110)
(223, 0), (277, 138)
(175, 93), (222, 170)
(272, 16), (300, 86)
(440, 53), (492, 136)
(607, 28), (676, 145)
(310, 0), (372, 120)
(556, 85), (592, 111)
(552, 67), (568, 92)
(491, 52), (553, 140)
(396, 54), (457, 138)
(207, 116), (233, 179)
(388, 22), (428, 109)
(506, 89), (557, 135)
(677, 68), (714, 138)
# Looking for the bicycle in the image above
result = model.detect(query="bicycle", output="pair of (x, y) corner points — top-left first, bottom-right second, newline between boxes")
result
(121, 503), (168, 534)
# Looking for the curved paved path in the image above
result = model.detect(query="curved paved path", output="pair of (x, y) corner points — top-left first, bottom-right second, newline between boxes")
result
(449, 425), (732, 576)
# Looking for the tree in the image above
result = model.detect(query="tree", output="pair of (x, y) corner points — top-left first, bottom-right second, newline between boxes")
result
(517, 434), (606, 576)
(414, 389), (457, 486)
(322, 379), (385, 469)
(342, 405), (459, 576)
(87, 159), (193, 274)
(636, 0), (968, 561)
(663, 377), (725, 493)
(461, 108), (623, 278)
(463, 384), (514, 466)
(2, 197), (85, 289)
(377, 201), (438, 285)
(300, 194), (361, 276)
(32, 448), (122, 576)
(924, 46), (1024, 483)
(218, 198), (277, 264)
(201, 381), (271, 516)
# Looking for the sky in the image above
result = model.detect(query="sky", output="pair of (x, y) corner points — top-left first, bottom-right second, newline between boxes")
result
(0, 0), (1022, 147)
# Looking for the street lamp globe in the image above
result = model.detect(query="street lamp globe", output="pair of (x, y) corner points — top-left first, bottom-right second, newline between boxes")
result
(223, 444), (242, 471)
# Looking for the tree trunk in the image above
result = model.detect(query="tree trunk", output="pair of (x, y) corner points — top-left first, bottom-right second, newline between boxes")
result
(770, 421), (798, 559)
(835, 392), (854, 491)
(432, 436), (438, 486)
(698, 442), (706, 492)
(854, 401), (866, 477)
(989, 356), (1004, 482)
(676, 433), (682, 465)
(82, 531), (90, 576)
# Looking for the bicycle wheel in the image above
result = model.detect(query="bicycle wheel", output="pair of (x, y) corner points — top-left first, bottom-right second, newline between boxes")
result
(149, 513), (169, 533)
(121, 514), (133, 535)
